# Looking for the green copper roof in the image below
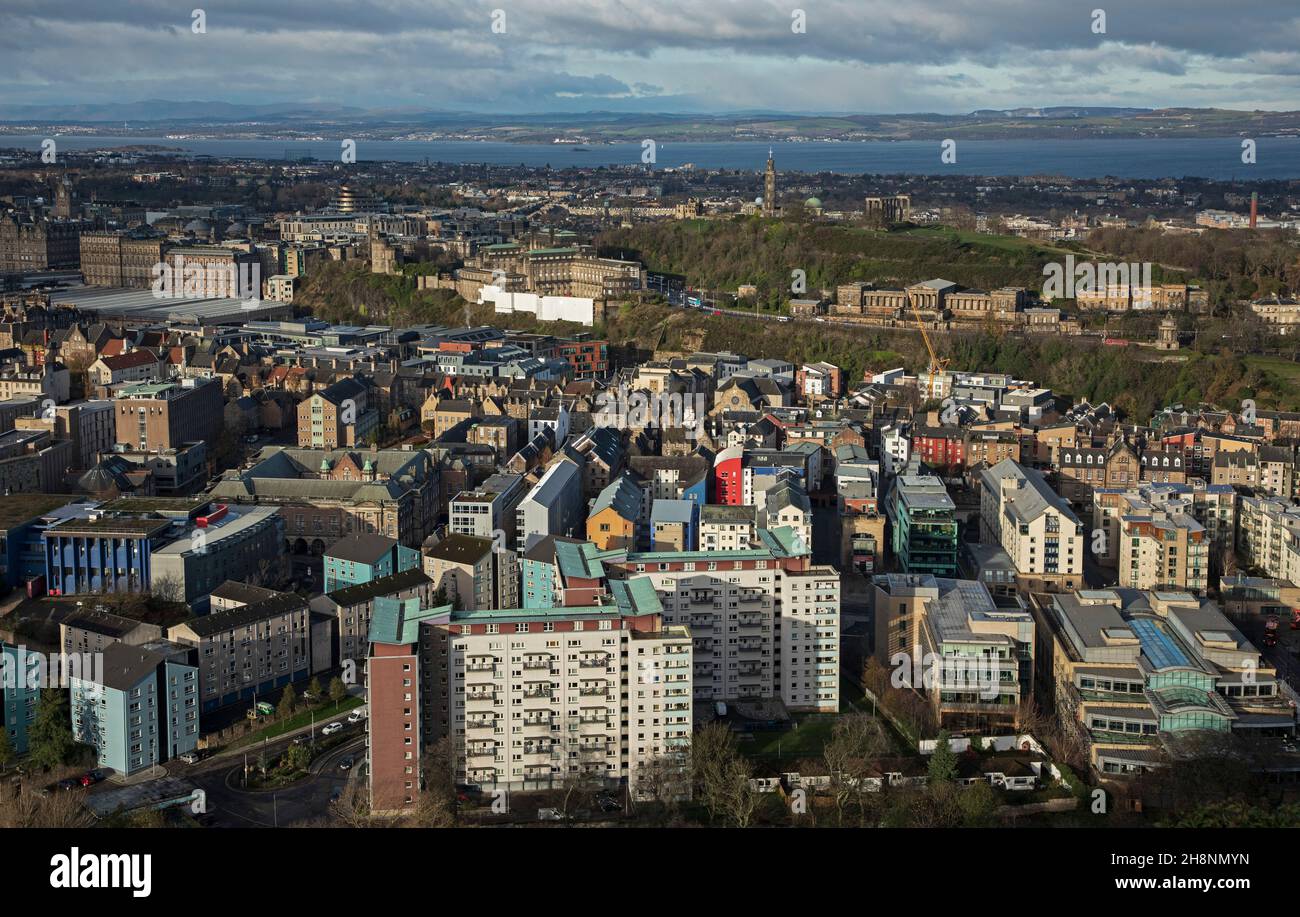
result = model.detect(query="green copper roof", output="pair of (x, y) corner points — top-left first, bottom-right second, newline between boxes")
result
(609, 577), (662, 617)
(369, 596), (452, 645)
(554, 540), (621, 580)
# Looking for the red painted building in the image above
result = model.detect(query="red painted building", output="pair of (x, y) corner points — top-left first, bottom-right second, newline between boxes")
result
(712, 446), (744, 505)
(557, 340), (609, 380)
(911, 427), (966, 473)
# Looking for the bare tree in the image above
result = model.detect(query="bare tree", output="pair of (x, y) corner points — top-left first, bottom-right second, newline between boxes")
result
(631, 753), (691, 824)
(413, 738), (459, 827)
(719, 756), (760, 828)
(689, 722), (738, 825)
(0, 767), (95, 829)
(823, 714), (890, 826)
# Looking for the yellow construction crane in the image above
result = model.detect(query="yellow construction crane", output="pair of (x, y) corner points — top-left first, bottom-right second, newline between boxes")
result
(908, 299), (949, 400)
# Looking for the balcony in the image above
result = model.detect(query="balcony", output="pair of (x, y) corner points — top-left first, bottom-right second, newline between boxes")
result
(466, 718), (496, 730)
(467, 744), (497, 758)
(467, 662), (497, 673)
(737, 616), (763, 629)
(579, 656), (610, 669)
(467, 690), (496, 702)
(579, 685), (609, 697)
(522, 714), (553, 727)
(523, 687), (554, 700)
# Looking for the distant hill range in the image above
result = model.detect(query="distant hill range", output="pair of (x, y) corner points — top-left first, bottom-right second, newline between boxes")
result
(1, 102), (1297, 142)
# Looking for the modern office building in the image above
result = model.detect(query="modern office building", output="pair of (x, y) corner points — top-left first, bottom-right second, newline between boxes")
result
(113, 378), (224, 453)
(887, 472), (959, 577)
(1031, 589), (1295, 777)
(871, 573), (1034, 730)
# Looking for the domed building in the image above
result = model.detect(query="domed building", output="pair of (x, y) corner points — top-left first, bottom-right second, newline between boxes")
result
(183, 218), (212, 241)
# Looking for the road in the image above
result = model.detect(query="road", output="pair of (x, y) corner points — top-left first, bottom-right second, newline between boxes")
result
(186, 730), (366, 828)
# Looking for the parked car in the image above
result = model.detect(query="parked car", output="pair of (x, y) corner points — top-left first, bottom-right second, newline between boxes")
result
(178, 751), (201, 765)
(79, 770), (106, 786)
(321, 722), (343, 736)
(338, 756), (354, 771)
(346, 709), (364, 724)
(56, 777), (80, 791)
(595, 792), (620, 813)
(291, 735), (310, 746)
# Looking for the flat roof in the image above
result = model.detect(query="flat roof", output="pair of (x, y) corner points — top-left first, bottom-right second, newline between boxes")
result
(0, 494), (79, 531)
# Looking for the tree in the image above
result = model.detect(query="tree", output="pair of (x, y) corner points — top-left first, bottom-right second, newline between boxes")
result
(29, 689), (77, 771)
(278, 685), (298, 719)
(717, 755), (760, 828)
(151, 573), (185, 605)
(306, 676), (321, 700)
(284, 743), (311, 772)
(0, 727), (15, 771)
(928, 730), (957, 785)
(413, 738), (459, 828)
(689, 722), (739, 824)
(958, 779), (999, 827)
(328, 676), (348, 708)
(823, 714), (890, 826)
(631, 754), (691, 824)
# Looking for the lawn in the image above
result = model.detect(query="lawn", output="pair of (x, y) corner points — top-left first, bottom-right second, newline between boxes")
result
(738, 678), (904, 761)
(1246, 355), (1300, 386)
(742, 715), (839, 760)
(228, 695), (364, 750)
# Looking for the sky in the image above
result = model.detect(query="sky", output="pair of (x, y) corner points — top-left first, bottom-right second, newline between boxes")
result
(2, 0), (1299, 115)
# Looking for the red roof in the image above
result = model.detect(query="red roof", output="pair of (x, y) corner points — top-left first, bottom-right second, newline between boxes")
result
(101, 350), (159, 371)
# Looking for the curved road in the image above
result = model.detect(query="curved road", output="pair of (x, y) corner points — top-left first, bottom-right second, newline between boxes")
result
(186, 729), (366, 827)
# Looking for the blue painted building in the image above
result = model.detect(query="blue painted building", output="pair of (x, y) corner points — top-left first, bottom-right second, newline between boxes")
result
(650, 499), (699, 551)
(44, 515), (170, 597)
(0, 643), (40, 754)
(323, 533), (421, 593)
(69, 641), (198, 776)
